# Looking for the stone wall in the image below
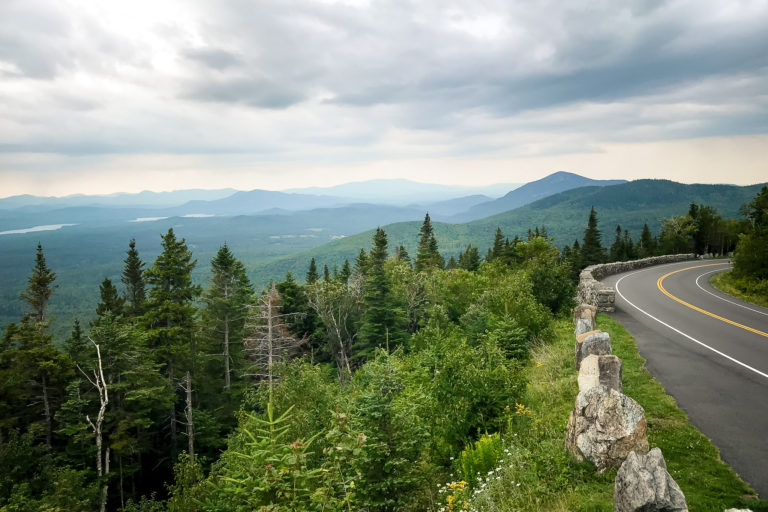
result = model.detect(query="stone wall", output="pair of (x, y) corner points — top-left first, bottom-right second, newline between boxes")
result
(577, 254), (695, 312)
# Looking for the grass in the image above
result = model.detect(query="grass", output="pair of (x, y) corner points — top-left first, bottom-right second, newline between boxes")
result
(711, 270), (768, 308)
(466, 315), (767, 511)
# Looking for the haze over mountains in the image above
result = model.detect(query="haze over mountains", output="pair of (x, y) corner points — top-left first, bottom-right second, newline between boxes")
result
(1, 171), (763, 340)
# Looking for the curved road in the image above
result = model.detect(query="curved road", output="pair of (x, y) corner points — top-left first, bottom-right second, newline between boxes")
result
(602, 259), (768, 496)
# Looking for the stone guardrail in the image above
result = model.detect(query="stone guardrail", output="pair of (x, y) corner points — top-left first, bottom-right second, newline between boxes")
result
(577, 254), (696, 312)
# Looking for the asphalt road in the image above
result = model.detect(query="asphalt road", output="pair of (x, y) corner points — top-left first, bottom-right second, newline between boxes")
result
(602, 259), (768, 497)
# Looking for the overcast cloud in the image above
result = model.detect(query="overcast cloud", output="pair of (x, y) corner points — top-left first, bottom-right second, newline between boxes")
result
(1, 0), (766, 195)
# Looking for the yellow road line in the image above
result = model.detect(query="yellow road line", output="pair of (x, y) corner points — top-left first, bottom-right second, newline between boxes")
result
(657, 263), (768, 339)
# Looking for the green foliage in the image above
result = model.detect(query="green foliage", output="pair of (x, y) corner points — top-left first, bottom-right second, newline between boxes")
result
(456, 433), (503, 486)
(20, 243), (57, 323)
(122, 239), (146, 318)
(733, 186), (768, 280)
(415, 213), (444, 272)
(95, 277), (125, 320)
(581, 207), (604, 267)
(306, 257), (319, 285)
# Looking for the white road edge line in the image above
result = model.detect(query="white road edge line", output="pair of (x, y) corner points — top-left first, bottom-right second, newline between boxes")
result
(615, 267), (768, 380)
(695, 267), (768, 317)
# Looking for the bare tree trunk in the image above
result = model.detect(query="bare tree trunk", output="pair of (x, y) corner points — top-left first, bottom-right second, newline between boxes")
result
(223, 314), (230, 390)
(41, 371), (52, 450)
(82, 339), (110, 512)
(168, 360), (177, 463)
(184, 371), (195, 461)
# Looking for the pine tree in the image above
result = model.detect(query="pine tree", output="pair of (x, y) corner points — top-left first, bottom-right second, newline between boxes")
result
(276, 272), (323, 361)
(201, 244), (253, 395)
(609, 225), (624, 262)
(446, 255), (458, 270)
(355, 248), (369, 276)
(306, 258), (319, 285)
(489, 228), (505, 262)
(415, 213), (444, 272)
(121, 239), (146, 318)
(458, 244), (480, 271)
(339, 259), (352, 283)
(323, 264), (331, 283)
(396, 245), (411, 265)
(142, 228), (201, 462)
(20, 243), (57, 323)
(581, 207), (605, 267)
(638, 224), (656, 258)
(356, 228), (407, 361)
(95, 278), (126, 320)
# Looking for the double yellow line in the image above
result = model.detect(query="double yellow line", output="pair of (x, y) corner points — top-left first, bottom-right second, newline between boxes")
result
(657, 263), (768, 339)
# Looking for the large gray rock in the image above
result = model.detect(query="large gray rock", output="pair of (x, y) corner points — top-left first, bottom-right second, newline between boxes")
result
(573, 304), (597, 328)
(614, 448), (688, 512)
(578, 354), (622, 393)
(565, 386), (648, 471)
(575, 331), (612, 369)
(575, 317), (594, 336)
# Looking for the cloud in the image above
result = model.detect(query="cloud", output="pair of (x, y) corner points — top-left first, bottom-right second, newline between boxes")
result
(0, 0), (766, 191)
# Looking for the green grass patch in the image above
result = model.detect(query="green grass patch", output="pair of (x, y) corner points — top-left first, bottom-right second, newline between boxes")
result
(467, 315), (767, 511)
(711, 270), (768, 308)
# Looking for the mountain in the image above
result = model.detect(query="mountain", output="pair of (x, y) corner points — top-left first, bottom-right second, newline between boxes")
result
(0, 188), (239, 211)
(251, 179), (765, 284)
(416, 195), (493, 218)
(167, 189), (350, 216)
(285, 179), (520, 204)
(453, 171), (627, 221)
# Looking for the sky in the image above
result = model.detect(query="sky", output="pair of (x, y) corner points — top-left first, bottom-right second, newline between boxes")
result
(1, 0), (767, 197)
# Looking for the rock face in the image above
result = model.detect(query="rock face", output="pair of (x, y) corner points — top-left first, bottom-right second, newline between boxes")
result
(575, 317), (595, 336)
(578, 354), (622, 393)
(614, 448), (688, 512)
(573, 304), (597, 328)
(575, 331), (612, 369)
(565, 386), (648, 471)
(577, 254), (695, 312)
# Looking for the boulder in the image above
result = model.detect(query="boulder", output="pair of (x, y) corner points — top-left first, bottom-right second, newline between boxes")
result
(573, 304), (597, 327)
(578, 354), (622, 393)
(565, 386), (648, 471)
(614, 448), (688, 512)
(575, 317), (594, 336)
(576, 329), (601, 343)
(575, 331), (612, 369)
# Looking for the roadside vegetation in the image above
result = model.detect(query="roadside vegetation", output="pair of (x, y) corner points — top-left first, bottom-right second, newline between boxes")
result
(1, 192), (766, 511)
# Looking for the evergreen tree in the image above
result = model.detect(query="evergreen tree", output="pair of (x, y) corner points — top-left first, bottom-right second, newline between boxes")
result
(396, 245), (411, 265)
(458, 244), (480, 271)
(276, 272), (324, 361)
(306, 258), (319, 285)
(489, 228), (505, 262)
(201, 245), (253, 397)
(323, 264), (331, 283)
(63, 319), (87, 364)
(733, 186), (768, 279)
(609, 225), (624, 262)
(95, 278), (125, 320)
(445, 255), (458, 270)
(339, 259), (352, 283)
(141, 228), (201, 462)
(638, 224), (656, 258)
(121, 239), (146, 318)
(581, 207), (605, 267)
(355, 228), (407, 361)
(20, 243), (57, 323)
(355, 248), (369, 276)
(414, 213), (444, 272)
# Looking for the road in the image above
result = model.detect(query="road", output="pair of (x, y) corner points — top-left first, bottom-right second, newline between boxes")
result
(602, 259), (768, 497)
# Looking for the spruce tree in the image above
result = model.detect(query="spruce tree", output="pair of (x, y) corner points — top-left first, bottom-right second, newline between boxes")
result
(581, 207), (605, 267)
(306, 258), (319, 284)
(355, 248), (369, 276)
(638, 224), (656, 258)
(323, 264), (331, 282)
(339, 259), (352, 283)
(415, 213), (444, 272)
(201, 244), (253, 396)
(446, 255), (458, 270)
(142, 228), (201, 461)
(489, 228), (505, 262)
(356, 228), (406, 361)
(20, 243), (57, 323)
(458, 244), (480, 271)
(396, 245), (411, 265)
(121, 239), (146, 318)
(95, 278), (125, 320)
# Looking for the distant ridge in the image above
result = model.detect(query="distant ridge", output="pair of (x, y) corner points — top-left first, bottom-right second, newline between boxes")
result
(454, 171), (626, 221)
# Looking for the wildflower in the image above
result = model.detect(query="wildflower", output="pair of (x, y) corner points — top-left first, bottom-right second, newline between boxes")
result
(536, 361), (543, 367)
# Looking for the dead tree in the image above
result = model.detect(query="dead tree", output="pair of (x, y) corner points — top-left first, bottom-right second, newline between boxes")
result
(80, 337), (110, 512)
(243, 284), (303, 396)
(307, 275), (363, 382)
(179, 371), (195, 461)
